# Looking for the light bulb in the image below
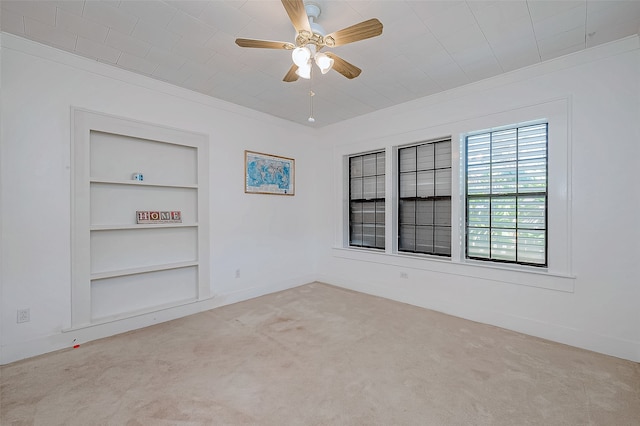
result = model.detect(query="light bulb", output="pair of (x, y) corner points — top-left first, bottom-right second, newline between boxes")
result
(291, 47), (311, 67)
(314, 52), (334, 74)
(296, 63), (311, 79)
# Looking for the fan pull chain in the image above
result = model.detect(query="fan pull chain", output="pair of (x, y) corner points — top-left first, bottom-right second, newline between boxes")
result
(308, 64), (315, 123)
(308, 90), (315, 123)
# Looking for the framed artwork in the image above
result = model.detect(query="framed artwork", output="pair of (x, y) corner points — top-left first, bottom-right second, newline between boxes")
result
(245, 150), (295, 195)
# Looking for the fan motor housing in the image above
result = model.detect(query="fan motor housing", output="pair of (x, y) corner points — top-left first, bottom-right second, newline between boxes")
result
(297, 1), (333, 47)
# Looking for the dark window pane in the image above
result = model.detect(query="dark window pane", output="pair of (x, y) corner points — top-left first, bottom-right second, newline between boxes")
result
(350, 201), (363, 224)
(376, 201), (385, 224)
(416, 170), (434, 197)
(398, 139), (451, 256)
(350, 223), (363, 246)
(375, 225), (385, 248)
(399, 147), (416, 172)
(349, 151), (385, 249)
(435, 169), (451, 196)
(435, 141), (451, 169)
(416, 226), (434, 253)
(350, 177), (363, 200)
(376, 175), (385, 198)
(362, 224), (376, 247)
(399, 225), (415, 251)
(399, 199), (416, 225)
(416, 144), (434, 170)
(363, 176), (377, 199)
(416, 199), (433, 226)
(376, 152), (386, 175)
(363, 154), (377, 176)
(350, 156), (363, 177)
(362, 201), (376, 223)
(399, 172), (416, 198)
(434, 199), (451, 226)
(434, 226), (451, 256)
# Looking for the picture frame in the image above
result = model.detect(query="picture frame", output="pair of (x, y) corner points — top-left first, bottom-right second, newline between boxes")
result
(245, 150), (295, 195)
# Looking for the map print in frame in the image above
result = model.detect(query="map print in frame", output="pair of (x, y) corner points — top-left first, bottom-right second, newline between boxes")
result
(245, 150), (295, 195)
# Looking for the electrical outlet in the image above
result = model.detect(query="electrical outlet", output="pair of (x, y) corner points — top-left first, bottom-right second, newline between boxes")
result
(235, 269), (240, 279)
(400, 272), (409, 279)
(17, 308), (30, 323)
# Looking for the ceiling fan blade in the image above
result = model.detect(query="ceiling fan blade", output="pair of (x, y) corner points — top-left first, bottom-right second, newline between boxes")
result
(324, 18), (383, 47)
(281, 0), (312, 34)
(325, 53), (362, 79)
(235, 38), (295, 50)
(283, 64), (300, 82)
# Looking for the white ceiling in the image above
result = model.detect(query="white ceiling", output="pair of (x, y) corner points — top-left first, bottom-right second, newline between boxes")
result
(2, 1), (640, 127)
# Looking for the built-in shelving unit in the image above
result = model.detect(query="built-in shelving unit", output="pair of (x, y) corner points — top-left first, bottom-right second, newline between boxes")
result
(72, 109), (209, 328)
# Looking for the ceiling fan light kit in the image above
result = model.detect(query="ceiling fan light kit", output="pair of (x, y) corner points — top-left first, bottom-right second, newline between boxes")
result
(291, 45), (334, 78)
(235, 0), (382, 82)
(296, 62), (312, 79)
(235, 0), (383, 120)
(315, 53), (333, 75)
(292, 46), (312, 67)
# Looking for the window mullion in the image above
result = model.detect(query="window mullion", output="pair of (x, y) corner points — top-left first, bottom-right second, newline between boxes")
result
(414, 147), (418, 249)
(431, 144), (435, 253)
(489, 131), (493, 260)
(515, 127), (519, 263)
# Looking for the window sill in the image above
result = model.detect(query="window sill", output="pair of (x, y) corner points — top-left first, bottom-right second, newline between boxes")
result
(332, 247), (575, 293)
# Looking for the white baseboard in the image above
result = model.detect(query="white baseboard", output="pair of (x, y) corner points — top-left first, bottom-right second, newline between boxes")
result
(0, 275), (316, 365)
(4, 274), (637, 364)
(317, 274), (640, 363)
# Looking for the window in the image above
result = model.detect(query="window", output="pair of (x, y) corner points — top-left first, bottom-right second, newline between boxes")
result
(466, 123), (547, 266)
(349, 151), (385, 249)
(398, 139), (452, 256)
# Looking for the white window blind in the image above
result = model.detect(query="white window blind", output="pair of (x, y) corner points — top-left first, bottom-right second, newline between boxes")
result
(466, 123), (547, 266)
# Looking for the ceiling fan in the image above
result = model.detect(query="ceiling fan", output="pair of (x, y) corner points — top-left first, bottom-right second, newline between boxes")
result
(235, 0), (383, 82)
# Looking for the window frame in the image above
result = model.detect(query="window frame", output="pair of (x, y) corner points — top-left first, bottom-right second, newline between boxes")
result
(348, 150), (386, 250)
(464, 123), (549, 267)
(336, 98), (572, 292)
(397, 138), (452, 257)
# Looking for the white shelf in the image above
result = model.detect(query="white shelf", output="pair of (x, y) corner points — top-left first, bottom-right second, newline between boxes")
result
(91, 223), (198, 231)
(90, 178), (197, 189)
(91, 261), (198, 280)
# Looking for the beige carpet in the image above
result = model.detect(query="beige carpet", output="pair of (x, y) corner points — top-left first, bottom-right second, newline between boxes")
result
(1, 282), (639, 425)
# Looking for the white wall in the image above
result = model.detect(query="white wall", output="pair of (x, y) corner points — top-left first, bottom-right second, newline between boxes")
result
(0, 34), (317, 364)
(2, 33), (639, 364)
(315, 36), (640, 362)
